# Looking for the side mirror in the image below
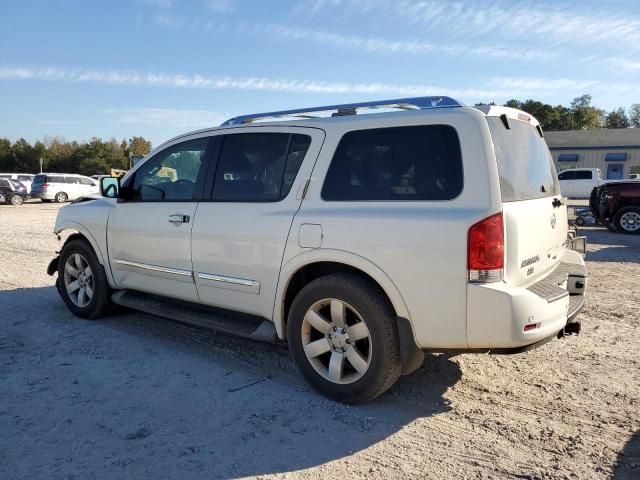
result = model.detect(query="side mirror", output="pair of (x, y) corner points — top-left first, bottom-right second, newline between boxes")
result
(100, 177), (120, 198)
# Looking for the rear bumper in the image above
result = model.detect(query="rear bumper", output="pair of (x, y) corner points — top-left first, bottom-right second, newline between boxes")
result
(466, 249), (587, 349)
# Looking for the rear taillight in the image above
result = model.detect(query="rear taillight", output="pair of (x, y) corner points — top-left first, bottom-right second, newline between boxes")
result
(41, 183), (49, 188)
(468, 212), (504, 283)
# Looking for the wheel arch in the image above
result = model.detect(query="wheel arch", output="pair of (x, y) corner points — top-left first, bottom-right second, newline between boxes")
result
(54, 221), (116, 288)
(275, 250), (423, 375)
(275, 250), (411, 337)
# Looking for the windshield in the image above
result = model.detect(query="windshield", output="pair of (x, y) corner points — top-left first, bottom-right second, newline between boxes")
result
(487, 117), (560, 202)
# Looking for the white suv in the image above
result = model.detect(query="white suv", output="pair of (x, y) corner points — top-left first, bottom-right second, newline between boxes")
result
(48, 97), (587, 403)
(31, 173), (99, 202)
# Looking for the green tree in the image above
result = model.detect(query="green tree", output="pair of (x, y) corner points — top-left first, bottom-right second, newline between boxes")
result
(129, 136), (152, 157)
(570, 94), (605, 130)
(629, 104), (640, 128)
(604, 108), (630, 129)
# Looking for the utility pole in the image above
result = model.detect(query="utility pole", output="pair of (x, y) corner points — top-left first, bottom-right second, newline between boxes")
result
(39, 157), (43, 173)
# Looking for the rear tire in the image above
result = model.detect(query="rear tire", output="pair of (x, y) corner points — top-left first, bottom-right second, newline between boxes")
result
(55, 192), (68, 203)
(614, 206), (640, 235)
(57, 239), (112, 319)
(9, 194), (24, 206)
(287, 273), (401, 404)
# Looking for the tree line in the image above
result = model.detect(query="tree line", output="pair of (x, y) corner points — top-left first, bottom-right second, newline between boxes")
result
(488, 94), (640, 131)
(0, 136), (152, 175)
(1, 94), (638, 174)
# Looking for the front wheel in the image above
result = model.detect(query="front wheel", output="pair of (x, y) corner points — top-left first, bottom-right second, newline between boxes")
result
(287, 273), (401, 404)
(57, 239), (112, 319)
(55, 192), (68, 203)
(614, 206), (640, 234)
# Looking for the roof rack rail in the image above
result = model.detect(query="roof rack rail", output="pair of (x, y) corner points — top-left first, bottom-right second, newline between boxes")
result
(220, 96), (463, 126)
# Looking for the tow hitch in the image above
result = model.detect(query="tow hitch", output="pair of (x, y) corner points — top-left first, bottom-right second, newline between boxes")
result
(559, 320), (581, 337)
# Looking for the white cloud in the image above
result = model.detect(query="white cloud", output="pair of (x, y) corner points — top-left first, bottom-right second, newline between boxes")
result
(0, 64), (617, 100)
(258, 24), (555, 61)
(102, 108), (228, 128)
(609, 57), (640, 72)
(294, 0), (640, 51)
(205, 0), (236, 13)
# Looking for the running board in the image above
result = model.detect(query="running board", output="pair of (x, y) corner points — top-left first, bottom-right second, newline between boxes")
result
(111, 290), (278, 342)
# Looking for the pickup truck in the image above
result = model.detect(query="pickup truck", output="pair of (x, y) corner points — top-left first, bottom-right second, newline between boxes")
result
(590, 181), (640, 234)
(558, 168), (639, 199)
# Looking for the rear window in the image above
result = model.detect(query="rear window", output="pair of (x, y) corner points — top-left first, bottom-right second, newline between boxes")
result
(18, 175), (32, 182)
(33, 175), (47, 183)
(322, 125), (463, 201)
(487, 118), (560, 202)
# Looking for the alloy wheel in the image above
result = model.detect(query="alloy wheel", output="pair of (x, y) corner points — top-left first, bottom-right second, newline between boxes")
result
(301, 298), (372, 384)
(63, 253), (94, 307)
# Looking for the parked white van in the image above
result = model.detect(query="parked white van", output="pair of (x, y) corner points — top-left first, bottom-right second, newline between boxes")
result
(48, 97), (587, 403)
(0, 173), (35, 192)
(31, 173), (99, 202)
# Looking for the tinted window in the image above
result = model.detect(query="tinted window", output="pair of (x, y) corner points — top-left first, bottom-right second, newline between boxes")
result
(212, 133), (311, 202)
(0, 178), (9, 187)
(33, 175), (47, 184)
(132, 138), (208, 201)
(575, 170), (592, 180)
(0, 175), (10, 179)
(322, 125), (462, 201)
(79, 177), (95, 185)
(487, 118), (560, 202)
(558, 170), (576, 180)
(64, 176), (79, 184)
(18, 175), (32, 182)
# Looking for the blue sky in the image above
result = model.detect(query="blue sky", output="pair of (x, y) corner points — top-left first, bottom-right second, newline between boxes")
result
(1, 0), (639, 146)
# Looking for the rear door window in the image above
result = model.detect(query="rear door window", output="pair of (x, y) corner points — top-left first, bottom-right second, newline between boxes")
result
(487, 118), (559, 202)
(33, 175), (47, 184)
(211, 133), (311, 202)
(322, 125), (463, 201)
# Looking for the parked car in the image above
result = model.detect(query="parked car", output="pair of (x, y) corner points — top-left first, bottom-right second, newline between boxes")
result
(630, 173), (640, 180)
(558, 167), (639, 199)
(0, 173), (35, 192)
(590, 182), (640, 234)
(0, 177), (28, 205)
(30, 173), (99, 203)
(47, 97), (587, 403)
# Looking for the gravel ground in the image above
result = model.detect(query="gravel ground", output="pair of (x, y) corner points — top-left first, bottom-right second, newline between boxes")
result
(1, 203), (638, 480)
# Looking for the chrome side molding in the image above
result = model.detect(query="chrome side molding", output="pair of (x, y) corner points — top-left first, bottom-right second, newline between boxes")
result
(197, 272), (261, 294)
(114, 259), (193, 277)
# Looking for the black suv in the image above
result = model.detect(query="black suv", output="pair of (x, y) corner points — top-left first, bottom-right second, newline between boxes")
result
(0, 178), (28, 205)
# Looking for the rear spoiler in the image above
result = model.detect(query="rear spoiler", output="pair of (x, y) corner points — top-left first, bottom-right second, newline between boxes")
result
(475, 105), (544, 137)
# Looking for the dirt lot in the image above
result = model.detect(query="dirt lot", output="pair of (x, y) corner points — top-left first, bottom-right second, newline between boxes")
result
(1, 203), (639, 480)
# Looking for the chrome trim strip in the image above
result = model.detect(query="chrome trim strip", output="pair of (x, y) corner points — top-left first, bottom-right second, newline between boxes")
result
(197, 272), (255, 287)
(114, 259), (193, 277)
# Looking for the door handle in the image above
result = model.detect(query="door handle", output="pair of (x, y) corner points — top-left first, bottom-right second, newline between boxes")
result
(168, 214), (190, 224)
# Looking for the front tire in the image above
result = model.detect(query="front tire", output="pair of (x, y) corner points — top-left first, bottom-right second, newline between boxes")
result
(287, 273), (401, 404)
(55, 192), (68, 203)
(57, 239), (112, 319)
(614, 206), (640, 234)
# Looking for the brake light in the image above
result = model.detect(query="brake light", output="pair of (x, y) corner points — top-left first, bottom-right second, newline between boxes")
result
(468, 212), (504, 282)
(41, 183), (49, 188)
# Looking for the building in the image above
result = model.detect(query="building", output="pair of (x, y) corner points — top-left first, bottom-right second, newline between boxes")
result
(545, 128), (640, 179)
